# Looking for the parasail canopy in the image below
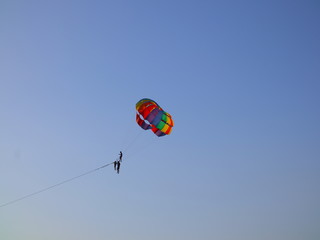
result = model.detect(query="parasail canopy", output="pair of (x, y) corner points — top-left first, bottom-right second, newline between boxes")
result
(136, 98), (174, 137)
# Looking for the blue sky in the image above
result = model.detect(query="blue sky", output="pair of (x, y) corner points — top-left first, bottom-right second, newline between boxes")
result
(1, 1), (319, 239)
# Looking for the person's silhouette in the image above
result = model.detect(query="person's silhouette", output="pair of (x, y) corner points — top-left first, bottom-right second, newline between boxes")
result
(117, 161), (121, 174)
(119, 151), (123, 162)
(114, 161), (117, 171)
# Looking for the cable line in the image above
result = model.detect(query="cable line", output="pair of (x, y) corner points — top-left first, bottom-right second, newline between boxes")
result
(0, 161), (114, 208)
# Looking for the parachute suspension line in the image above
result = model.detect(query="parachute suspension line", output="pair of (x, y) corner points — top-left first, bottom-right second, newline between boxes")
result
(125, 136), (159, 160)
(119, 120), (135, 151)
(122, 130), (142, 154)
(0, 161), (114, 209)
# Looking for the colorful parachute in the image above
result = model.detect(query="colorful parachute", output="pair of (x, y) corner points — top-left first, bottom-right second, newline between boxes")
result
(136, 98), (174, 137)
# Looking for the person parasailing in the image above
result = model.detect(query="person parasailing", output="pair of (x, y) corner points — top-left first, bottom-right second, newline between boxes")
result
(114, 160), (117, 171)
(117, 161), (121, 174)
(119, 151), (123, 162)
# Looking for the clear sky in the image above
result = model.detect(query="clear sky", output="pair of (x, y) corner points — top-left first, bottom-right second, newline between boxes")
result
(1, 1), (319, 239)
